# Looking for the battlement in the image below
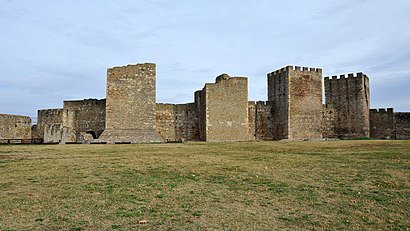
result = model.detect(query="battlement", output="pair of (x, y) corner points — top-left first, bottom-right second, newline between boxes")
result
(64, 98), (106, 106)
(268, 65), (322, 77)
(324, 72), (368, 81)
(370, 108), (394, 113)
(38, 108), (63, 117)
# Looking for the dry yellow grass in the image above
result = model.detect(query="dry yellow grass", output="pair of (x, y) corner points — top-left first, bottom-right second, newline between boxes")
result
(0, 140), (409, 230)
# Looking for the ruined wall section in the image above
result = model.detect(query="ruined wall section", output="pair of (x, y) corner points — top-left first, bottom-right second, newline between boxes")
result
(156, 103), (199, 141)
(324, 73), (370, 139)
(99, 63), (162, 143)
(0, 114), (31, 142)
(395, 112), (410, 140)
(198, 74), (249, 142)
(35, 109), (63, 142)
(370, 108), (395, 139)
(62, 99), (106, 143)
(254, 101), (274, 140)
(268, 66), (322, 140)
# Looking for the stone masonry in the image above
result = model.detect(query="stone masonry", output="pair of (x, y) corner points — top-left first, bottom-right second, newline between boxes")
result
(370, 108), (395, 139)
(98, 63), (162, 143)
(156, 103), (199, 141)
(324, 73), (370, 139)
(61, 99), (106, 143)
(195, 74), (250, 142)
(394, 113), (410, 140)
(0, 114), (31, 143)
(267, 66), (323, 140)
(3, 62), (409, 144)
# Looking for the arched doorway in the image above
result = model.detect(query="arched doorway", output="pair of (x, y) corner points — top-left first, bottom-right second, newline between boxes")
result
(86, 131), (97, 139)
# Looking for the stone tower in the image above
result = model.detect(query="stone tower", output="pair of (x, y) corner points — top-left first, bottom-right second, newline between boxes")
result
(323, 73), (370, 139)
(98, 63), (162, 143)
(195, 74), (249, 142)
(267, 66), (323, 140)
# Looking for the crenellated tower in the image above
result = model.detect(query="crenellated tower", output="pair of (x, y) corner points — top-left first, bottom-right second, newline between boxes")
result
(324, 73), (370, 139)
(267, 66), (323, 140)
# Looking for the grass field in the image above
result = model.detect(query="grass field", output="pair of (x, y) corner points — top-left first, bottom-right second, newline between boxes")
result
(0, 140), (409, 230)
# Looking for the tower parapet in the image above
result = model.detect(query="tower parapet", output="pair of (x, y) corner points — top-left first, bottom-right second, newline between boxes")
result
(267, 65), (323, 140)
(324, 72), (370, 139)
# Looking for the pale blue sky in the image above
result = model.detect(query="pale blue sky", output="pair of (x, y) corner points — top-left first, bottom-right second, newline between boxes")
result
(1, 0), (410, 118)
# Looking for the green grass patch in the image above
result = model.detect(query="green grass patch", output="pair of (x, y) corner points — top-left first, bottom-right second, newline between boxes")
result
(0, 140), (409, 230)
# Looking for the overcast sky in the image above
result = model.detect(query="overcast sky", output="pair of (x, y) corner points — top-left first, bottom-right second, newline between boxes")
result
(1, 0), (410, 119)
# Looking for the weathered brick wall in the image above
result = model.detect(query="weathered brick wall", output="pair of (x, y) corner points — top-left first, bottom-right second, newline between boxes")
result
(99, 63), (162, 143)
(288, 67), (323, 140)
(0, 114), (32, 142)
(322, 104), (338, 138)
(198, 74), (249, 142)
(248, 101), (256, 140)
(268, 68), (289, 140)
(255, 101), (275, 140)
(324, 73), (370, 139)
(156, 103), (199, 141)
(395, 112), (410, 140)
(35, 109), (63, 140)
(174, 104), (199, 141)
(44, 124), (63, 143)
(62, 99), (106, 139)
(195, 90), (207, 141)
(370, 108), (395, 139)
(268, 66), (322, 140)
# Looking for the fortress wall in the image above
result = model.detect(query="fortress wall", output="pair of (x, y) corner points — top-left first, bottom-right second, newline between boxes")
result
(248, 101), (256, 140)
(156, 103), (199, 141)
(255, 101), (274, 140)
(324, 73), (370, 139)
(35, 109), (63, 140)
(62, 99), (106, 139)
(268, 68), (289, 139)
(0, 114), (32, 142)
(44, 124), (63, 143)
(195, 90), (207, 141)
(174, 103), (199, 141)
(322, 104), (338, 138)
(268, 66), (322, 140)
(395, 112), (410, 140)
(369, 108), (395, 139)
(199, 74), (249, 142)
(156, 103), (176, 140)
(99, 63), (162, 143)
(288, 66), (323, 139)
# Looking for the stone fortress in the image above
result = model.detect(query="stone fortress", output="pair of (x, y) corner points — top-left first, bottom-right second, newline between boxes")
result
(1, 63), (409, 144)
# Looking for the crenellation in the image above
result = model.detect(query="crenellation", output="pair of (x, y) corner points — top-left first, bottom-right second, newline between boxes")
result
(324, 72), (370, 139)
(3, 61), (409, 144)
(370, 107), (395, 139)
(326, 73), (368, 80)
